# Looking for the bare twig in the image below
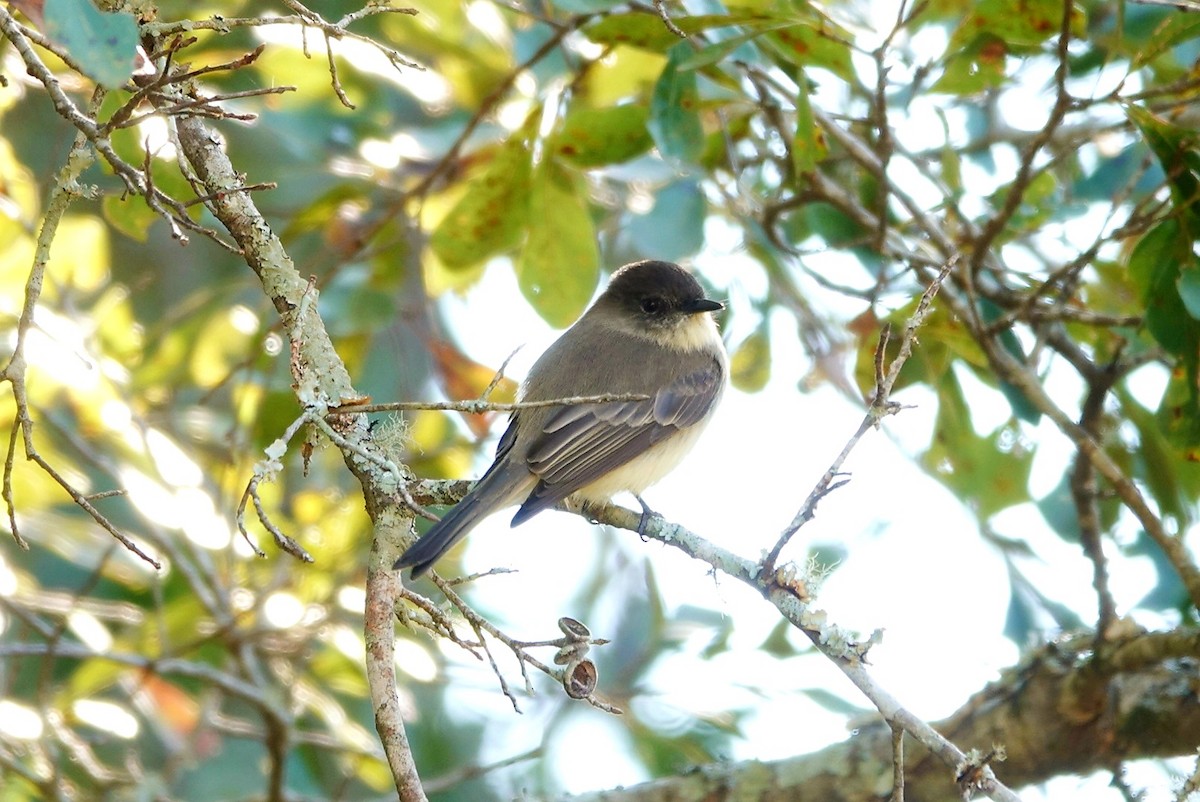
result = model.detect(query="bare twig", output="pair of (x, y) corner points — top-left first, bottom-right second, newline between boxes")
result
(481, 346), (523, 400)
(424, 573), (623, 714)
(652, 0), (687, 37)
(422, 747), (542, 794)
(761, 258), (955, 574)
(0, 98), (159, 566)
(237, 475), (314, 562)
(334, 392), (653, 416)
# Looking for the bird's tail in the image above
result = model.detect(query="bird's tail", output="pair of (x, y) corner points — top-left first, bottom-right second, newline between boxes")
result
(394, 465), (530, 577)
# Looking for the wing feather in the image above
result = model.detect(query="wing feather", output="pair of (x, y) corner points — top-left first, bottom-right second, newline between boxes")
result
(512, 357), (723, 522)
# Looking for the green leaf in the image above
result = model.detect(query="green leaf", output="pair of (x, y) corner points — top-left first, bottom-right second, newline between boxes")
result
(676, 23), (790, 71)
(1126, 104), (1200, 225)
(933, 34), (1009, 94)
(948, 0), (1083, 52)
(922, 375), (1034, 518)
(547, 0), (624, 12)
(1179, 267), (1200, 319)
(429, 139), (531, 268)
(319, 266), (396, 337)
(800, 687), (871, 716)
(516, 160), (600, 327)
(102, 194), (158, 242)
(1129, 530), (1190, 613)
(762, 22), (855, 81)
(792, 70), (826, 175)
(979, 299), (1041, 423)
(1035, 476), (1081, 544)
(1129, 218), (1200, 358)
(1156, 365), (1200, 452)
(1131, 15), (1200, 70)
(649, 44), (705, 164)
(1120, 387), (1194, 515)
(282, 184), (368, 240)
(549, 105), (653, 167)
(584, 12), (772, 52)
(759, 619), (800, 658)
(1002, 583), (1035, 644)
(43, 0), (140, 89)
(730, 327), (771, 392)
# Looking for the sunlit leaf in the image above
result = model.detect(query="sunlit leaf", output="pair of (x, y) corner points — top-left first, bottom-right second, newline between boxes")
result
(190, 307), (258, 389)
(584, 11), (773, 52)
(730, 326), (771, 392)
(548, 0), (624, 12)
(549, 104), (653, 167)
(762, 21), (855, 81)
(429, 139), (532, 269)
(948, 0), (1084, 52)
(515, 159), (600, 327)
(792, 70), (826, 175)
(102, 194), (159, 243)
(581, 45), (667, 105)
(47, 216), (109, 291)
(933, 34), (1009, 94)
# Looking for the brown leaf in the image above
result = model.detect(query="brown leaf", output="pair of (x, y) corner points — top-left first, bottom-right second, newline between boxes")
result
(428, 339), (518, 439)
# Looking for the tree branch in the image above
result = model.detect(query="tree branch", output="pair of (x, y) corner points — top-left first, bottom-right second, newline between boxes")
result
(564, 593), (1198, 802)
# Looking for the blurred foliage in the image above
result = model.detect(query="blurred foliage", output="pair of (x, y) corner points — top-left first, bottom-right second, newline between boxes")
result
(2, 0), (1200, 799)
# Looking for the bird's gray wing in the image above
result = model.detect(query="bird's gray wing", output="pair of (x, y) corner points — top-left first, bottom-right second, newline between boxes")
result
(511, 357), (723, 524)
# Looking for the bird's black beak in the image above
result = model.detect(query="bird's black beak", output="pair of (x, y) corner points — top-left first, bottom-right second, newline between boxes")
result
(684, 298), (724, 313)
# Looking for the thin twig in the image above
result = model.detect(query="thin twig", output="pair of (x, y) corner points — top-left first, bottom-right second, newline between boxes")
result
(761, 258), (955, 574)
(334, 392), (652, 416)
(425, 573), (623, 714)
(422, 747), (542, 794)
(652, 0), (687, 37)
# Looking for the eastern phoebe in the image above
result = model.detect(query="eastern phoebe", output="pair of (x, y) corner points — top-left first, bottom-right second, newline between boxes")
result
(396, 259), (727, 577)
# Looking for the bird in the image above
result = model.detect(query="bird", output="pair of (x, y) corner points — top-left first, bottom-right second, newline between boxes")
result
(395, 259), (727, 577)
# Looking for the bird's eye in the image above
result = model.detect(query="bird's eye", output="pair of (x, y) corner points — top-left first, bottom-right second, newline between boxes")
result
(640, 297), (665, 314)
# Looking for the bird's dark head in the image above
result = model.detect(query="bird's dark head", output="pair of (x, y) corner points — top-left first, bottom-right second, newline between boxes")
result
(593, 260), (724, 350)
(601, 260), (722, 320)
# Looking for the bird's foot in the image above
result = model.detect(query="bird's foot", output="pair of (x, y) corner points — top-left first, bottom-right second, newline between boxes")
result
(635, 495), (661, 540)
